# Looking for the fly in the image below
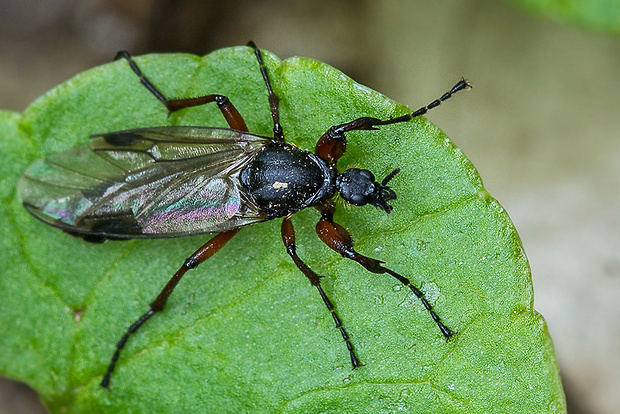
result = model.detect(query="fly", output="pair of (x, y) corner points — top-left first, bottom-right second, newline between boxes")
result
(17, 41), (471, 387)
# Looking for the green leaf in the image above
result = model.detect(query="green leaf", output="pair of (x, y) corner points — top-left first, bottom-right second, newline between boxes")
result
(1, 46), (565, 413)
(511, 0), (620, 34)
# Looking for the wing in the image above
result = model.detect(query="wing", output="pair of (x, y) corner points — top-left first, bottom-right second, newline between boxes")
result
(18, 126), (272, 238)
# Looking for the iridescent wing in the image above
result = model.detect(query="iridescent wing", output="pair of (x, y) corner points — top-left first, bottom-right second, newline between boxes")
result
(18, 126), (272, 238)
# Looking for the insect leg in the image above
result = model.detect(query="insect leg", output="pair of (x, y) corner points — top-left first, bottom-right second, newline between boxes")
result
(115, 50), (249, 132)
(314, 79), (471, 163)
(281, 217), (361, 368)
(101, 228), (241, 388)
(374, 78), (471, 126)
(315, 209), (454, 339)
(247, 41), (283, 141)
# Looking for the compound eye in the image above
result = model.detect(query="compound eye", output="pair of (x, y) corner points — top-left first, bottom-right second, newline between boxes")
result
(350, 194), (368, 206)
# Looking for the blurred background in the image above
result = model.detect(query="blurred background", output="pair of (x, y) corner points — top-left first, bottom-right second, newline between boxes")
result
(1, 0), (619, 413)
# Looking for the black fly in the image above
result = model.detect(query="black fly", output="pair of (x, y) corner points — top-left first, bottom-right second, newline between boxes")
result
(18, 42), (470, 387)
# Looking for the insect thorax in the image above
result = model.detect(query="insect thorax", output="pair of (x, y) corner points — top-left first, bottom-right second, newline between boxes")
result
(239, 142), (336, 218)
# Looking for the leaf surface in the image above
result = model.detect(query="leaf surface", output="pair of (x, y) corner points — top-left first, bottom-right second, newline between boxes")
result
(0, 46), (565, 413)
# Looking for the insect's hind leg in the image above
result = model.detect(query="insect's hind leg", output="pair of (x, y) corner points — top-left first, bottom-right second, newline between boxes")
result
(101, 228), (241, 388)
(247, 41), (283, 141)
(281, 217), (361, 368)
(315, 210), (454, 339)
(115, 50), (249, 132)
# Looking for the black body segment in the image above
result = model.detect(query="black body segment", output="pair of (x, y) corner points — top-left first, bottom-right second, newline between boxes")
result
(240, 142), (336, 218)
(335, 168), (399, 213)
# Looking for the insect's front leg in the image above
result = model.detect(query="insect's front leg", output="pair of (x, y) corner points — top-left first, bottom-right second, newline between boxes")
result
(115, 51), (249, 132)
(314, 78), (471, 164)
(101, 228), (241, 388)
(314, 117), (382, 164)
(314, 208), (454, 340)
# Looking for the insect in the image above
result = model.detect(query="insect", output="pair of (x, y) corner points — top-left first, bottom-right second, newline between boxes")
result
(18, 42), (470, 388)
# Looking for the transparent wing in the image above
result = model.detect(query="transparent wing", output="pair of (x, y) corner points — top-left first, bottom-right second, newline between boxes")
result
(18, 126), (272, 238)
